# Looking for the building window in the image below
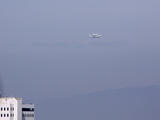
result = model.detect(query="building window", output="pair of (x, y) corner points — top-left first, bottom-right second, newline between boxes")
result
(7, 114), (9, 117)
(11, 107), (14, 111)
(13, 114), (14, 117)
(10, 114), (12, 117)
(1, 107), (2, 111)
(4, 114), (5, 117)
(7, 107), (9, 111)
(22, 108), (34, 111)
(1, 114), (2, 117)
(22, 114), (34, 117)
(4, 107), (5, 111)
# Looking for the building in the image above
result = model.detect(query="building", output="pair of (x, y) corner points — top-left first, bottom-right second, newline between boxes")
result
(0, 93), (34, 120)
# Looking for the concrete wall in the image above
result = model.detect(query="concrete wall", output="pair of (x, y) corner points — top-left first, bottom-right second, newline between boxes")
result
(0, 97), (33, 120)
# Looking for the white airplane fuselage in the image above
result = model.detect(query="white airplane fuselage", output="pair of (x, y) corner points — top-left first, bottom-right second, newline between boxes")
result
(89, 33), (102, 38)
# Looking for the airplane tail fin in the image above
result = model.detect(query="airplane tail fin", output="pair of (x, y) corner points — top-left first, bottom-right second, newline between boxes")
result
(88, 34), (92, 38)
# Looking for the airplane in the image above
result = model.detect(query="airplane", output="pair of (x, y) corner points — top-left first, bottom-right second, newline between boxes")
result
(88, 33), (102, 38)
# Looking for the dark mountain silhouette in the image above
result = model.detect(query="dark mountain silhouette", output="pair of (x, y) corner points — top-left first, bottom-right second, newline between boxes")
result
(34, 85), (160, 120)
(0, 75), (3, 97)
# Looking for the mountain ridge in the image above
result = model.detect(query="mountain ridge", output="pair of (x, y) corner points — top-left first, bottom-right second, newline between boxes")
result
(33, 85), (160, 120)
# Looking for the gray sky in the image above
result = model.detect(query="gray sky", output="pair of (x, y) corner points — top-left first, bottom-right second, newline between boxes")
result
(0, 0), (160, 99)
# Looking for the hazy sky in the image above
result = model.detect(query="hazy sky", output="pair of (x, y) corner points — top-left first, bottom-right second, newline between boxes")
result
(0, 0), (160, 99)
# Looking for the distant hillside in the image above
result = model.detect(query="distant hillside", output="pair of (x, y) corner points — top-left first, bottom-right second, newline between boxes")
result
(34, 85), (160, 120)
